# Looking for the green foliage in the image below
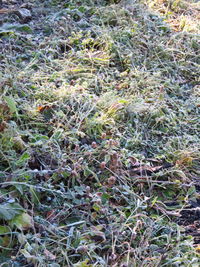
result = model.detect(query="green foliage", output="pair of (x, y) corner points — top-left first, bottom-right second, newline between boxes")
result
(0, 23), (32, 35)
(10, 212), (33, 230)
(0, 0), (199, 265)
(0, 203), (24, 220)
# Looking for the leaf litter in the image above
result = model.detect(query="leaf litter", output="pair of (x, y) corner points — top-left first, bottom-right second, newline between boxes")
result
(0, 0), (200, 266)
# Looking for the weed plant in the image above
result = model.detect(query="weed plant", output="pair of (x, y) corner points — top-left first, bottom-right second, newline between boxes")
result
(0, 0), (200, 266)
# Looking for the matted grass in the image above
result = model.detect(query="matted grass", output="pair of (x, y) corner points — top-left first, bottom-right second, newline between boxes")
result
(0, 0), (200, 266)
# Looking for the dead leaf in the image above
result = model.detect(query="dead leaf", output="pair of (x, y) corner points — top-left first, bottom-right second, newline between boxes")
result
(46, 209), (57, 222)
(44, 249), (56, 260)
(130, 162), (173, 175)
(0, 8), (16, 14)
(129, 156), (140, 166)
(195, 245), (200, 253)
(153, 204), (181, 217)
(10, 212), (33, 230)
(91, 231), (106, 242)
(37, 105), (51, 112)
(0, 121), (7, 132)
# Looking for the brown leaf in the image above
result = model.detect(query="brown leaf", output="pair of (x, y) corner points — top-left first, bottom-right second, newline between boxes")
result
(46, 210), (57, 222)
(129, 156), (140, 166)
(37, 105), (51, 112)
(153, 204), (180, 217)
(0, 121), (7, 132)
(44, 249), (56, 260)
(90, 227), (106, 243)
(130, 163), (173, 175)
(0, 8), (16, 14)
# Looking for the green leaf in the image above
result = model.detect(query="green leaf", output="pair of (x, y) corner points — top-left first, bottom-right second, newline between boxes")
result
(20, 249), (37, 263)
(0, 203), (24, 220)
(18, 233), (27, 245)
(30, 186), (40, 204)
(15, 25), (32, 33)
(101, 193), (110, 205)
(4, 96), (18, 115)
(16, 152), (30, 167)
(0, 23), (32, 34)
(0, 226), (10, 235)
(83, 165), (100, 183)
(92, 203), (101, 212)
(187, 186), (196, 196)
(52, 130), (63, 140)
(10, 212), (33, 230)
(14, 184), (24, 195)
(151, 196), (158, 206)
(74, 259), (92, 267)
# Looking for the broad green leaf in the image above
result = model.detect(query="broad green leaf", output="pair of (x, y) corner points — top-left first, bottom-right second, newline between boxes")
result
(187, 186), (196, 196)
(52, 130), (63, 140)
(83, 165), (100, 183)
(10, 212), (33, 230)
(0, 235), (11, 247)
(30, 186), (40, 204)
(0, 30), (15, 36)
(92, 203), (101, 212)
(74, 259), (92, 267)
(0, 226), (10, 235)
(0, 203), (24, 220)
(16, 152), (30, 166)
(14, 25), (32, 33)
(14, 184), (24, 195)
(18, 233), (27, 245)
(151, 196), (158, 206)
(4, 96), (18, 114)
(0, 23), (32, 34)
(20, 249), (37, 263)
(101, 193), (110, 205)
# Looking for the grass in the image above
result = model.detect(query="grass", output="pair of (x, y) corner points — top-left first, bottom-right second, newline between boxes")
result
(0, 0), (200, 266)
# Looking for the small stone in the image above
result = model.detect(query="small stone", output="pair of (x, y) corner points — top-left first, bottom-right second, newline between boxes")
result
(108, 176), (116, 185)
(91, 141), (97, 148)
(14, 8), (32, 23)
(85, 186), (91, 194)
(100, 161), (106, 169)
(77, 245), (88, 254)
(101, 132), (106, 139)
